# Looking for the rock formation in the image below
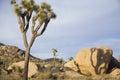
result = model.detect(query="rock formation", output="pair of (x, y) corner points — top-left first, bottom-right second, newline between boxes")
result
(64, 47), (116, 76)
(8, 61), (38, 78)
(0, 43), (41, 61)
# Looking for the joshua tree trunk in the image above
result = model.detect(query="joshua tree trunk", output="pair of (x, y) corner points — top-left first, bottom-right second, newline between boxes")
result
(23, 34), (35, 80)
(54, 56), (56, 61)
(23, 47), (30, 80)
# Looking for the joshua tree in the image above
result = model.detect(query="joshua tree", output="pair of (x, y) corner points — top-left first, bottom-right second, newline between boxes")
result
(52, 48), (58, 61)
(11, 0), (56, 80)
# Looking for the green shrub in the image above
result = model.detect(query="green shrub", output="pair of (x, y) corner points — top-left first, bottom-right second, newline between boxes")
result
(12, 66), (22, 73)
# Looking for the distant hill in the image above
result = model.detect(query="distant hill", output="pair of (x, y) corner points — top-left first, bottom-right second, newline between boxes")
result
(0, 43), (5, 46)
(44, 58), (63, 62)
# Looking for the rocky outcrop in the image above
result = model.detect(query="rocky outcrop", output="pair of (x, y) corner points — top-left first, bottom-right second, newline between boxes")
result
(64, 47), (113, 76)
(0, 45), (25, 59)
(8, 61), (38, 78)
(0, 44), (41, 60)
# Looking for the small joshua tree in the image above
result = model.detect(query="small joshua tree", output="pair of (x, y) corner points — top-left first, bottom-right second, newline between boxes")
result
(52, 48), (58, 61)
(11, 0), (56, 80)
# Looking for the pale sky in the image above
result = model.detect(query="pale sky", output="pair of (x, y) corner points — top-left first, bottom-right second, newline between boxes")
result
(0, 0), (120, 60)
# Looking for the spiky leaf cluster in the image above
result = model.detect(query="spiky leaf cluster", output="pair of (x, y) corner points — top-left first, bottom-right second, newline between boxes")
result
(36, 2), (52, 22)
(12, 0), (56, 23)
(21, 0), (38, 12)
(41, 2), (51, 11)
(14, 4), (22, 16)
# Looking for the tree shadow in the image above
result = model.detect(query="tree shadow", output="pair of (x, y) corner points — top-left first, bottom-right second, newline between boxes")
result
(90, 48), (112, 74)
(107, 56), (120, 73)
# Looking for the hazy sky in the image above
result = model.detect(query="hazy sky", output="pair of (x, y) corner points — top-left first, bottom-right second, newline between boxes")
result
(0, 0), (120, 60)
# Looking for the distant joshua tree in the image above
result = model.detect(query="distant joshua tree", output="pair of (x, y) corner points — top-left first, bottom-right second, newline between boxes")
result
(52, 48), (58, 61)
(11, 0), (56, 80)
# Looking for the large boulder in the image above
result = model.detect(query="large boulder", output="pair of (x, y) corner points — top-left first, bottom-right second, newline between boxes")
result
(8, 61), (38, 78)
(74, 47), (113, 76)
